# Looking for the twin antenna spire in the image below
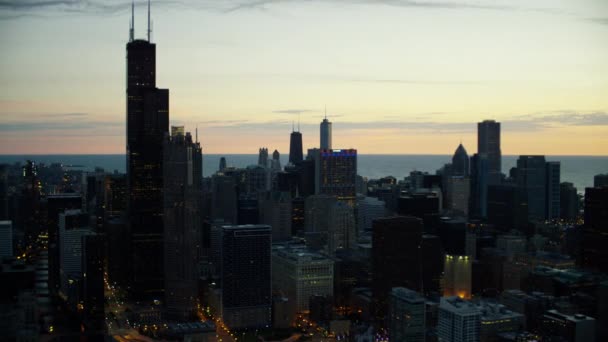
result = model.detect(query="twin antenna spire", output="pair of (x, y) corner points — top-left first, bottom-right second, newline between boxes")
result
(129, 0), (152, 42)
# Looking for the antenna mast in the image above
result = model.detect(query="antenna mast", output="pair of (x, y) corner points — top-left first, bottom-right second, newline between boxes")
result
(129, 1), (134, 41)
(147, 0), (151, 42)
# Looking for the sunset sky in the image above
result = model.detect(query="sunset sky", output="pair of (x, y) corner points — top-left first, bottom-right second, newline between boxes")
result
(1, 0), (607, 155)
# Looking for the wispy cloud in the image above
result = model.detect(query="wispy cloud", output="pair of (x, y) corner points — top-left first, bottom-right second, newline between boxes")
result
(272, 109), (315, 115)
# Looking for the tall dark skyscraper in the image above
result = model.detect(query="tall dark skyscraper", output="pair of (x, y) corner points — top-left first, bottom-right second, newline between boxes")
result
(581, 187), (608, 273)
(221, 224), (272, 329)
(320, 115), (332, 150)
(126, 2), (169, 298)
(311, 148), (357, 202)
(477, 120), (501, 178)
(163, 127), (202, 320)
(545, 161), (561, 220)
(289, 129), (303, 165)
(516, 155), (547, 222)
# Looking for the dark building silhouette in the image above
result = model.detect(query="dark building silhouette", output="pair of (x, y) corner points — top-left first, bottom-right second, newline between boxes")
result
(126, 3), (169, 298)
(469, 153), (489, 218)
(0, 164), (8, 220)
(258, 147), (269, 167)
(289, 130), (303, 165)
(452, 143), (470, 176)
(581, 187), (608, 273)
(372, 216), (423, 319)
(515, 156), (547, 222)
(546, 161), (561, 220)
(595, 174), (608, 187)
(81, 233), (105, 329)
(219, 157), (227, 172)
(397, 192), (440, 230)
(320, 116), (332, 150)
(477, 120), (501, 179)
(163, 128), (202, 320)
(421, 234), (444, 295)
(560, 182), (579, 221)
(487, 184), (528, 234)
(311, 148), (357, 202)
(221, 225), (272, 329)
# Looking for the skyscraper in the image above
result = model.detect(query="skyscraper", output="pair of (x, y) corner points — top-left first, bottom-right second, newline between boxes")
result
(469, 153), (489, 218)
(372, 216), (423, 318)
(581, 187), (608, 273)
(389, 288), (426, 342)
(220, 225), (272, 329)
(452, 143), (470, 176)
(163, 127), (202, 320)
(438, 296), (481, 342)
(477, 120), (501, 178)
(320, 116), (332, 150)
(258, 147), (269, 167)
(126, 1), (169, 297)
(289, 130), (303, 165)
(311, 148), (357, 202)
(545, 161), (561, 220)
(516, 156), (547, 222)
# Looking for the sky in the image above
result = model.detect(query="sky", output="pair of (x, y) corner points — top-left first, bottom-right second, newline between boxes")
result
(1, 0), (607, 155)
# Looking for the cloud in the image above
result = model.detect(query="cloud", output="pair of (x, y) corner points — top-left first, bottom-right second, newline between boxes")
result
(587, 17), (608, 26)
(272, 109), (314, 115)
(348, 78), (488, 86)
(0, 112), (122, 133)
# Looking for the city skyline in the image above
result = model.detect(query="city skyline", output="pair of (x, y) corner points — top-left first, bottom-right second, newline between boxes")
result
(1, 0), (608, 155)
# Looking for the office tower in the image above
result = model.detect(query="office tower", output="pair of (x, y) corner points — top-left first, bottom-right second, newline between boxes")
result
(469, 153), (489, 218)
(245, 165), (268, 193)
(126, 2), (169, 297)
(327, 201), (356, 255)
(357, 196), (386, 233)
(311, 149), (357, 201)
(540, 310), (596, 342)
(59, 210), (92, 305)
(487, 184), (529, 234)
(104, 174), (127, 218)
(271, 149), (281, 171)
(0, 220), (12, 258)
(421, 234), (444, 294)
(452, 143), (470, 176)
(258, 147), (269, 167)
(320, 116), (332, 149)
(289, 130), (303, 165)
(259, 191), (292, 241)
(560, 182), (579, 221)
(438, 296), (481, 342)
(372, 216), (423, 318)
(0, 164), (7, 220)
(47, 194), (82, 295)
(477, 120), (501, 177)
(291, 197), (305, 235)
(238, 194), (259, 224)
(443, 255), (472, 299)
(81, 234), (105, 329)
(219, 157), (227, 172)
(546, 161), (561, 220)
(389, 288), (426, 342)
(163, 128), (202, 320)
(581, 187), (608, 273)
(595, 174), (608, 187)
(447, 176), (470, 216)
(397, 192), (440, 224)
(516, 156), (547, 221)
(272, 244), (334, 313)
(211, 174), (237, 224)
(220, 225), (272, 329)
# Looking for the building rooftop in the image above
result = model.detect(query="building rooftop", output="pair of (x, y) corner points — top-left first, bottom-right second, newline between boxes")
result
(391, 287), (425, 304)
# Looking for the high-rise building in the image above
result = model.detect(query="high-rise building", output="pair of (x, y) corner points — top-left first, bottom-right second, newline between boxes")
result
(516, 156), (547, 222)
(320, 117), (332, 150)
(220, 225), (272, 329)
(272, 244), (334, 313)
(446, 176), (470, 216)
(211, 174), (237, 224)
(311, 148), (357, 201)
(289, 130), (303, 165)
(372, 216), (423, 318)
(81, 234), (105, 329)
(258, 147), (269, 167)
(438, 296), (481, 342)
(357, 196), (386, 233)
(126, 2), (169, 298)
(219, 157), (227, 172)
(0, 220), (12, 259)
(581, 187), (608, 273)
(259, 191), (292, 242)
(59, 209), (92, 305)
(594, 174), (608, 187)
(487, 184), (529, 234)
(443, 255), (472, 299)
(0, 165), (8, 220)
(163, 128), (203, 320)
(327, 201), (356, 255)
(477, 120), (501, 178)
(452, 143), (470, 176)
(546, 161), (561, 220)
(389, 288), (426, 342)
(271, 149), (281, 171)
(469, 153), (489, 218)
(560, 182), (579, 221)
